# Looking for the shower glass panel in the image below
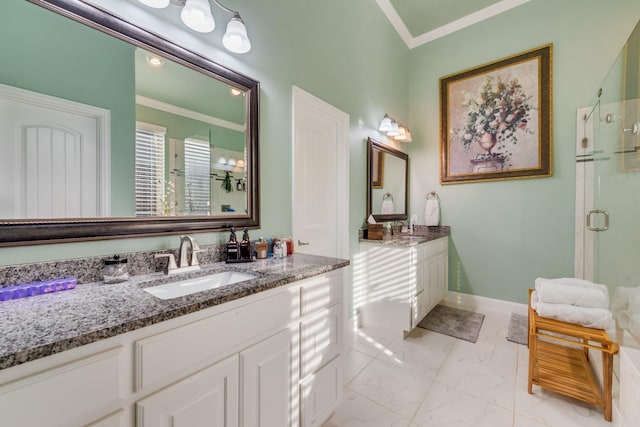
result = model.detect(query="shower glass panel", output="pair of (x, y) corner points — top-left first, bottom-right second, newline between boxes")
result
(587, 20), (640, 343)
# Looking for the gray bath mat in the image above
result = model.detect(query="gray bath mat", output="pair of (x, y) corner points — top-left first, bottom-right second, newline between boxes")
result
(506, 313), (528, 345)
(417, 304), (485, 343)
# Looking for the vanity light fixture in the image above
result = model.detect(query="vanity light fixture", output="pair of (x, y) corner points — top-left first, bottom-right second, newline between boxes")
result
(230, 87), (243, 96)
(394, 126), (412, 143)
(227, 158), (237, 167)
(217, 156), (227, 165)
(379, 114), (412, 142)
(137, 0), (252, 54)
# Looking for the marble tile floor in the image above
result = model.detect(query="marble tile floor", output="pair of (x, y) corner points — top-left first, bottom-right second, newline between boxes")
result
(323, 305), (613, 427)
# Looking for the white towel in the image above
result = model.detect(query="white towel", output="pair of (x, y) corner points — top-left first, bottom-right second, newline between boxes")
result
(381, 199), (394, 214)
(424, 198), (440, 226)
(534, 277), (609, 308)
(531, 291), (612, 329)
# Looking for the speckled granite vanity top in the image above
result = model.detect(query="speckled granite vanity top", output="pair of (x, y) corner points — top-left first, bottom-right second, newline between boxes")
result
(360, 225), (450, 247)
(0, 254), (349, 370)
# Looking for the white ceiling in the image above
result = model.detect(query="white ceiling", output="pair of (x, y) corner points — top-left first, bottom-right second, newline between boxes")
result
(376, 0), (532, 49)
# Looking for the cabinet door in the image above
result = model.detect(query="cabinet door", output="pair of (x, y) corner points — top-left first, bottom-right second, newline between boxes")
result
(435, 251), (448, 302)
(241, 325), (300, 427)
(136, 355), (239, 427)
(301, 304), (343, 379)
(411, 290), (428, 329)
(87, 410), (125, 427)
(300, 355), (343, 427)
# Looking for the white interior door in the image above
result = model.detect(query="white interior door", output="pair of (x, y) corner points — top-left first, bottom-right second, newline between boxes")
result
(0, 84), (110, 218)
(292, 87), (349, 259)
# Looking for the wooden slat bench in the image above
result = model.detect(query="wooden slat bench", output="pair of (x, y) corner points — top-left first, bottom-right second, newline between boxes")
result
(527, 289), (619, 421)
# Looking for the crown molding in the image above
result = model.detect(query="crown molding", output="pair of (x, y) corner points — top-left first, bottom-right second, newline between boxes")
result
(377, 0), (532, 49)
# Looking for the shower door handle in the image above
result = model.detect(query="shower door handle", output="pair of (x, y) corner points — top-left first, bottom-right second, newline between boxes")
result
(586, 209), (609, 232)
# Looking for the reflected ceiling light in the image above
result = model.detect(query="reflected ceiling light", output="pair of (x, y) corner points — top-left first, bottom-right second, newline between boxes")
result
(230, 88), (242, 96)
(227, 158), (237, 166)
(138, 0), (170, 8)
(217, 157), (227, 164)
(137, 0), (252, 54)
(236, 159), (245, 168)
(146, 54), (165, 68)
(379, 114), (412, 142)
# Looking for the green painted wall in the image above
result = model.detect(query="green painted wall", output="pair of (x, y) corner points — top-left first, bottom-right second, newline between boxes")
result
(4, 0), (639, 310)
(0, 0), (408, 264)
(407, 0), (640, 304)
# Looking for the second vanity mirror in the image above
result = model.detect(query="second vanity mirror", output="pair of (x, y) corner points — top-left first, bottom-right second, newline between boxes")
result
(0, 0), (259, 246)
(367, 137), (408, 222)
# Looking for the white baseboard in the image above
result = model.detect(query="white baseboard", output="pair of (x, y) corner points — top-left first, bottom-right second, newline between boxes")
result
(442, 291), (528, 316)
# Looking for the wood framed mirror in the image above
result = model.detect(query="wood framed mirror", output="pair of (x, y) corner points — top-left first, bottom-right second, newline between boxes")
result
(0, 0), (260, 246)
(366, 137), (408, 222)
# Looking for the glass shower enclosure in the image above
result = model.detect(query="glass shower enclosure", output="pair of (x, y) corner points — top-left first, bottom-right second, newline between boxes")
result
(577, 20), (640, 345)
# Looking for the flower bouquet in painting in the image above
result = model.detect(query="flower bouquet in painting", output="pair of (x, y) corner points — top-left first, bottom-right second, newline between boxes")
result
(455, 74), (534, 171)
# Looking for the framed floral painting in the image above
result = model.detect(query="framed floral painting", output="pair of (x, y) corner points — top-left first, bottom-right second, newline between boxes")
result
(440, 45), (552, 184)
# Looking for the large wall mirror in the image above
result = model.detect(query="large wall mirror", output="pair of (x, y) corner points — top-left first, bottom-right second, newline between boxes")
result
(366, 138), (408, 222)
(0, 0), (259, 246)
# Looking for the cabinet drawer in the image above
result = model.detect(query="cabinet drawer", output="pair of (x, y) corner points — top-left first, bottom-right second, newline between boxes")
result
(300, 271), (342, 316)
(136, 355), (239, 427)
(301, 303), (342, 379)
(0, 347), (123, 427)
(425, 237), (447, 257)
(300, 355), (343, 427)
(135, 287), (299, 391)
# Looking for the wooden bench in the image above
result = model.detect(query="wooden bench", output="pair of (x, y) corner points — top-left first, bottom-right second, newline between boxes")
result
(527, 289), (619, 421)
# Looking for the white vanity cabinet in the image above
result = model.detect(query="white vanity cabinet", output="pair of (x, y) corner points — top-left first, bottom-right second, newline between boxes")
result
(0, 269), (345, 427)
(357, 237), (448, 337)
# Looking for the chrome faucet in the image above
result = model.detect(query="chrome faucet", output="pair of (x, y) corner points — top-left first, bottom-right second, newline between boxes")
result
(178, 235), (202, 269)
(155, 235), (203, 275)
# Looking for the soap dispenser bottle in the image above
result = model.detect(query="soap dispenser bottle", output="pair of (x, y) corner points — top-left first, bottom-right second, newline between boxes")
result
(240, 228), (251, 260)
(226, 227), (239, 262)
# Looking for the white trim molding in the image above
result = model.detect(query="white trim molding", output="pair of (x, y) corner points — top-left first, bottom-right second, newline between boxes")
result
(443, 291), (528, 316)
(376, 0), (532, 49)
(136, 95), (245, 133)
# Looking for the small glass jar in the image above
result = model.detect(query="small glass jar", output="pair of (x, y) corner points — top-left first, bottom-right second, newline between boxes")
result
(103, 255), (129, 284)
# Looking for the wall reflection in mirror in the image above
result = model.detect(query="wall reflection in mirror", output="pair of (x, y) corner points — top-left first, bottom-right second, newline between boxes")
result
(0, 0), (249, 221)
(367, 138), (408, 222)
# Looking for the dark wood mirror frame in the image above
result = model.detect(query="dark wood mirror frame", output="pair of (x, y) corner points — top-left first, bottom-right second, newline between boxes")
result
(0, 0), (260, 247)
(366, 137), (408, 222)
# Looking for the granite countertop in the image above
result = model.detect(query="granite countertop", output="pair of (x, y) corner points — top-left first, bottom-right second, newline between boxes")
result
(0, 253), (349, 370)
(360, 225), (450, 247)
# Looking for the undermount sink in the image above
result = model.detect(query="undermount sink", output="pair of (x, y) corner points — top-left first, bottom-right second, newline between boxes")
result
(142, 271), (256, 300)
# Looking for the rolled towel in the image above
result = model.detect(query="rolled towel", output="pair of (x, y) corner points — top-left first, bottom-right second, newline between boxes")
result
(381, 199), (395, 214)
(531, 291), (612, 329)
(534, 277), (609, 308)
(424, 198), (440, 226)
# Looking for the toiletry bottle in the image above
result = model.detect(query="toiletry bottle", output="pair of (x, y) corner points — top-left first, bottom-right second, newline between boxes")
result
(255, 238), (268, 259)
(240, 227), (251, 260)
(226, 227), (239, 262)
